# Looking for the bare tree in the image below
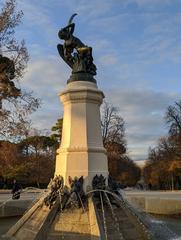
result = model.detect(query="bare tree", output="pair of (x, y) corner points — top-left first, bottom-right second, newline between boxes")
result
(165, 100), (181, 137)
(101, 101), (126, 148)
(0, 0), (40, 140)
(0, 0), (29, 102)
(165, 100), (181, 159)
(100, 101), (140, 185)
(0, 0), (28, 79)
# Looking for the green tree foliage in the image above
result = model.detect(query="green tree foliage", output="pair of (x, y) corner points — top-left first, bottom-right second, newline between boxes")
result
(51, 118), (63, 143)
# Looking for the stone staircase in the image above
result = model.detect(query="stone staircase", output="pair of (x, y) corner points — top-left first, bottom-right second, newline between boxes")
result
(1, 191), (59, 240)
(95, 196), (151, 240)
(2, 193), (151, 240)
(2, 196), (100, 240)
(47, 208), (92, 240)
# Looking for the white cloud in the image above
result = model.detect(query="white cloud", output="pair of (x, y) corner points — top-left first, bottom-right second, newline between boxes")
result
(22, 58), (181, 160)
(18, 0), (52, 27)
(63, 0), (114, 19)
(7, 0), (180, 161)
(124, 0), (173, 9)
(23, 55), (69, 92)
(98, 54), (118, 66)
(21, 55), (70, 130)
(104, 89), (180, 160)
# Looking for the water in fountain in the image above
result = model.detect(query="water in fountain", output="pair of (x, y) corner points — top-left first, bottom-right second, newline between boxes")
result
(118, 189), (181, 240)
(87, 189), (151, 240)
(104, 191), (124, 240)
(4, 174), (180, 240)
(99, 191), (108, 240)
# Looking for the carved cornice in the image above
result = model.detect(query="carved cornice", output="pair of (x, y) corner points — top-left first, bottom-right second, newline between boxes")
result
(60, 88), (104, 104)
(57, 146), (107, 154)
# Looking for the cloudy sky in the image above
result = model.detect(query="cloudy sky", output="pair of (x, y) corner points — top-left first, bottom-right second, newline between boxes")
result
(2, 0), (181, 160)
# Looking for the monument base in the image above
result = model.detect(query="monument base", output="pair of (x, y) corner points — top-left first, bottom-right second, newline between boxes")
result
(55, 148), (108, 190)
(54, 81), (108, 190)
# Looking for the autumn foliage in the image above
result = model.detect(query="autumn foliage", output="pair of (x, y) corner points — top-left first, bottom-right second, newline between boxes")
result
(0, 135), (57, 188)
(143, 101), (181, 190)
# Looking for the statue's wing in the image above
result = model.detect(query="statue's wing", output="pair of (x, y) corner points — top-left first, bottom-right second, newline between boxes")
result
(57, 44), (73, 68)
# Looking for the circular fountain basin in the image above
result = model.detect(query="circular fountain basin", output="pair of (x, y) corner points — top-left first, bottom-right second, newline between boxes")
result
(0, 191), (42, 217)
(125, 190), (181, 215)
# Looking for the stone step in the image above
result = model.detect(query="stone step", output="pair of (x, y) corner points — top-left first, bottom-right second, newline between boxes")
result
(96, 201), (148, 240)
(3, 192), (59, 240)
(47, 208), (92, 240)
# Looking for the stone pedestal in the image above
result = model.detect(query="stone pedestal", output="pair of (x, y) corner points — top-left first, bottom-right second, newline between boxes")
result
(54, 81), (108, 190)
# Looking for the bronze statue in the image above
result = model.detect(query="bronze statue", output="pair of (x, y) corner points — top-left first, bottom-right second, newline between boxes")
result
(57, 14), (97, 82)
(44, 175), (86, 210)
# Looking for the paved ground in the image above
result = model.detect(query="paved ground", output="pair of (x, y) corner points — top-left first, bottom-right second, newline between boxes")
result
(0, 190), (43, 202)
(0, 190), (44, 218)
(0, 191), (44, 236)
(125, 190), (181, 199)
(0, 216), (20, 236)
(48, 208), (92, 240)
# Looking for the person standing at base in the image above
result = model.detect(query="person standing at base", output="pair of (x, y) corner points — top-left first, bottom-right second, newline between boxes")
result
(12, 179), (22, 200)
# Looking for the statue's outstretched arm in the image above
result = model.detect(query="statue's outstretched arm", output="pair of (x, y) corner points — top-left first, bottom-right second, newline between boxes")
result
(69, 23), (75, 35)
(67, 13), (77, 34)
(63, 23), (75, 35)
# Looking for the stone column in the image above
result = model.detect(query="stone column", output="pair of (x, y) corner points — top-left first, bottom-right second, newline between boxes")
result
(54, 80), (108, 190)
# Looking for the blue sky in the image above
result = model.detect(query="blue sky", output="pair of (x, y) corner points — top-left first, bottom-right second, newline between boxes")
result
(2, 0), (181, 160)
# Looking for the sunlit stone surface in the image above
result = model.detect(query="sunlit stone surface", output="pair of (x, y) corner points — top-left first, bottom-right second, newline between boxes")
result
(55, 81), (108, 189)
